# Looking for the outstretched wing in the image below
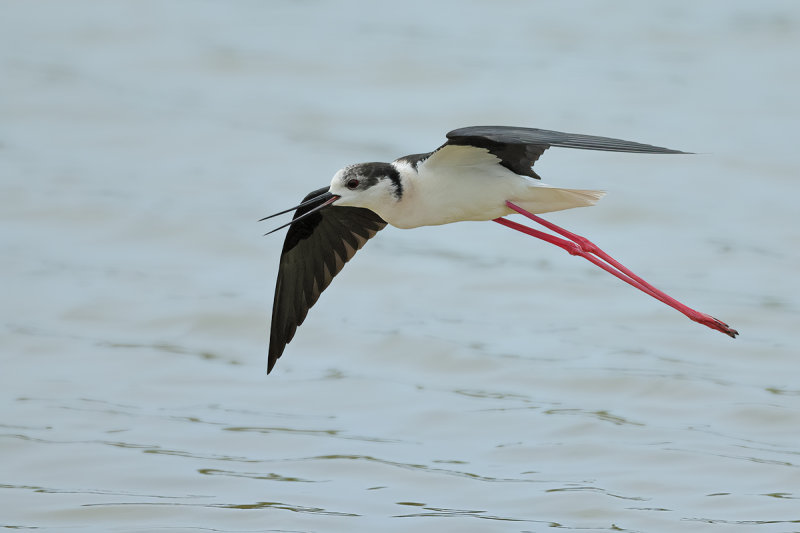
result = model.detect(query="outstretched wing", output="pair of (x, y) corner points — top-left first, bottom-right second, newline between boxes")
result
(409, 126), (688, 179)
(268, 186), (387, 373)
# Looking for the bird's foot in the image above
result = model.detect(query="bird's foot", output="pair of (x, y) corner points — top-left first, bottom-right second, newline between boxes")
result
(692, 313), (739, 338)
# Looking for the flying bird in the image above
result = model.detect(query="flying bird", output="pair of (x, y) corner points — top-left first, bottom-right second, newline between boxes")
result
(262, 126), (737, 373)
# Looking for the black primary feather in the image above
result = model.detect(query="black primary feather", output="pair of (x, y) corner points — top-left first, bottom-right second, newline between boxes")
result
(444, 125), (687, 178)
(268, 187), (387, 373)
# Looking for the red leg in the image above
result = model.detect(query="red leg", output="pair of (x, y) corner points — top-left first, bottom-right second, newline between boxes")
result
(493, 217), (664, 298)
(494, 202), (738, 338)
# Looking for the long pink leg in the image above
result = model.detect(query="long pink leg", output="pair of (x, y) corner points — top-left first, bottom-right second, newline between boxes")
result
(493, 217), (663, 297)
(492, 216), (702, 326)
(494, 201), (738, 338)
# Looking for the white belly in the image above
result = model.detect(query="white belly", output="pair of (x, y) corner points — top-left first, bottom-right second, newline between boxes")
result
(397, 166), (527, 228)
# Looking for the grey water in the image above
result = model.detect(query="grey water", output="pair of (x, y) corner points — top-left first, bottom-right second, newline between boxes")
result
(2, 1), (799, 531)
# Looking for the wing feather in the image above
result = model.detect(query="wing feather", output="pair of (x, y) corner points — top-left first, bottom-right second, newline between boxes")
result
(437, 125), (688, 179)
(268, 187), (387, 373)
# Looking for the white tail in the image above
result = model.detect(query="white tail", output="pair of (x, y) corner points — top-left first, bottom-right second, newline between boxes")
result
(512, 185), (606, 215)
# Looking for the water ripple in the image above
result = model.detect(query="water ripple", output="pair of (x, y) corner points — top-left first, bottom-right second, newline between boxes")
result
(683, 517), (800, 526)
(299, 454), (543, 483)
(198, 468), (319, 483)
(543, 408), (645, 426)
(223, 425), (400, 443)
(545, 485), (648, 501)
(82, 500), (359, 516)
(97, 340), (240, 365)
(0, 482), (207, 500)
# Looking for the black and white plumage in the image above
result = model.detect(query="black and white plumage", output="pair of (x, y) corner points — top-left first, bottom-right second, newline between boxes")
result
(263, 126), (736, 373)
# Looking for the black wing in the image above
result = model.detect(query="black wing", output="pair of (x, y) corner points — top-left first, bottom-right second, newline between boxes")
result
(268, 187), (387, 373)
(443, 126), (688, 179)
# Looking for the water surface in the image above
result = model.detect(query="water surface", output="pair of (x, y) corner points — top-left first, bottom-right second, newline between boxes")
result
(2, 1), (799, 531)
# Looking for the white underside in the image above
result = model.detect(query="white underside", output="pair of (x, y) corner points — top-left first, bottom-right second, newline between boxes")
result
(380, 146), (605, 229)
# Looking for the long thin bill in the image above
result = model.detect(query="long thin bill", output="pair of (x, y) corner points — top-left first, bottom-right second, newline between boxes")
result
(495, 201), (738, 338)
(263, 193), (340, 236)
(259, 191), (335, 222)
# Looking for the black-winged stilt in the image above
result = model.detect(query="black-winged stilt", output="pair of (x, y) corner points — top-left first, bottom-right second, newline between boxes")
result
(262, 126), (737, 373)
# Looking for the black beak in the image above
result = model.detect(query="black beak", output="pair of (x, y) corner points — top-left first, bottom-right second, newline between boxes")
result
(262, 190), (340, 235)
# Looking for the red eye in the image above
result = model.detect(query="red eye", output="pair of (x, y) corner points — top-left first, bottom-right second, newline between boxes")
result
(346, 178), (360, 190)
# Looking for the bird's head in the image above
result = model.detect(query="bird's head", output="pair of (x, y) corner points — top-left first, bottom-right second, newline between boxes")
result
(329, 162), (403, 211)
(261, 162), (402, 235)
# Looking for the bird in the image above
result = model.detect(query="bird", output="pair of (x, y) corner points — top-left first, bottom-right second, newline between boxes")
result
(262, 126), (738, 373)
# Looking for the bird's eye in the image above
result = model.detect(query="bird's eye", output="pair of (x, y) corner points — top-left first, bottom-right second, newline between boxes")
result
(346, 178), (360, 190)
